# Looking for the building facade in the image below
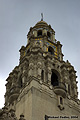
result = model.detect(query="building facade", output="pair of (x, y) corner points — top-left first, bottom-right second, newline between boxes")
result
(0, 20), (80, 120)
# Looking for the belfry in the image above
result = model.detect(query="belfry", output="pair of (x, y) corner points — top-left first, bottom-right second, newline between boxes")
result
(0, 19), (80, 120)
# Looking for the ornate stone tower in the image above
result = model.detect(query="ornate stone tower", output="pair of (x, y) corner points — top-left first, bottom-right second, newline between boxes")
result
(0, 20), (80, 120)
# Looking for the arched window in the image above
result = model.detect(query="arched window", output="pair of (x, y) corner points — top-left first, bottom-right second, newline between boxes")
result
(41, 70), (44, 81)
(20, 79), (23, 87)
(48, 46), (54, 55)
(19, 75), (23, 87)
(47, 32), (51, 38)
(27, 49), (30, 54)
(37, 30), (42, 36)
(60, 97), (63, 105)
(68, 84), (70, 95)
(51, 71), (58, 87)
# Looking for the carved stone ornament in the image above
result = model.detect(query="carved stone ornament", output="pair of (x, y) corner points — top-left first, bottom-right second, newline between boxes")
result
(0, 106), (26, 120)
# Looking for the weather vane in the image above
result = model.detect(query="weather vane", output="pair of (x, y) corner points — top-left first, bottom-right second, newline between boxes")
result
(41, 13), (43, 21)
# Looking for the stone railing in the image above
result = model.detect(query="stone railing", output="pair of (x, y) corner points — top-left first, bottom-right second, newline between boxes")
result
(53, 82), (67, 98)
(53, 82), (66, 91)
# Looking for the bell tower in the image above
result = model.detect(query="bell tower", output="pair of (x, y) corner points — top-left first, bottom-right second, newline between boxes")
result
(1, 20), (80, 120)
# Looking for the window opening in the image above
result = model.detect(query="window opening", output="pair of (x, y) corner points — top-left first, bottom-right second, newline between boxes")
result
(53, 63), (55, 66)
(19, 75), (23, 87)
(51, 71), (58, 86)
(20, 79), (23, 87)
(37, 30), (42, 36)
(27, 49), (30, 54)
(60, 97), (63, 105)
(68, 84), (70, 94)
(48, 47), (54, 55)
(41, 70), (44, 81)
(47, 32), (51, 38)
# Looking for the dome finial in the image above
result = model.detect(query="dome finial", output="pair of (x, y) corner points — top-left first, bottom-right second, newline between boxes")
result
(41, 13), (43, 21)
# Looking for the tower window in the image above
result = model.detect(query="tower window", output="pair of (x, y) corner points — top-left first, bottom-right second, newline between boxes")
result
(19, 75), (23, 87)
(47, 32), (51, 38)
(68, 84), (70, 94)
(60, 97), (63, 105)
(27, 49), (30, 54)
(37, 30), (42, 36)
(51, 71), (58, 87)
(41, 70), (44, 81)
(20, 79), (23, 87)
(48, 46), (54, 55)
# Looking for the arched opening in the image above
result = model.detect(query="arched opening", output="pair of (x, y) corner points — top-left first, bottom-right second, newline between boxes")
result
(68, 84), (70, 95)
(51, 71), (59, 87)
(19, 75), (23, 87)
(20, 79), (23, 87)
(48, 46), (54, 55)
(60, 97), (63, 105)
(37, 30), (42, 36)
(41, 70), (44, 81)
(47, 32), (51, 38)
(27, 49), (30, 54)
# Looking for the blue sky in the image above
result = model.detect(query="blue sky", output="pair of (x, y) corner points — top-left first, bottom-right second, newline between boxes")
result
(0, 0), (80, 108)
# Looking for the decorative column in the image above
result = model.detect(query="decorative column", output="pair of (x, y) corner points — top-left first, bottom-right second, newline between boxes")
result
(61, 65), (68, 83)
(28, 62), (34, 78)
(47, 68), (52, 85)
(43, 28), (47, 35)
(51, 32), (55, 42)
(61, 64), (69, 95)
(22, 61), (28, 85)
(57, 41), (63, 61)
(72, 76), (77, 98)
(33, 30), (37, 37)
(37, 61), (42, 80)
(46, 59), (52, 85)
(69, 69), (78, 98)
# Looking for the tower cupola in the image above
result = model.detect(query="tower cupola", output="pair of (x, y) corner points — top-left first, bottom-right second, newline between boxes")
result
(27, 20), (55, 43)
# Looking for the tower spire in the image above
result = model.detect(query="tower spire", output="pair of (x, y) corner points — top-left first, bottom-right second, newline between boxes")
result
(41, 13), (43, 21)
